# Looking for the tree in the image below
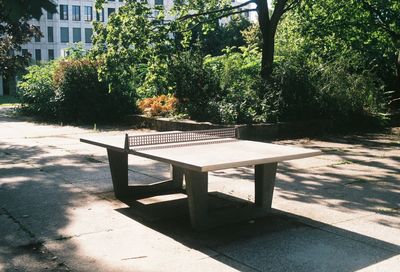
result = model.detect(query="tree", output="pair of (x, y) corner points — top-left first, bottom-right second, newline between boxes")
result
(0, 0), (57, 77)
(296, 0), (399, 110)
(191, 15), (251, 56)
(358, 0), (400, 109)
(173, 0), (301, 80)
(92, 0), (174, 97)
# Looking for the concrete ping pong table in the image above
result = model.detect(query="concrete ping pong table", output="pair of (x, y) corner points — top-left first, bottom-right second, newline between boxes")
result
(81, 128), (321, 230)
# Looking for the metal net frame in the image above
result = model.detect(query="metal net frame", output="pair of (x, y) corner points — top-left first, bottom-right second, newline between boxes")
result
(126, 128), (237, 148)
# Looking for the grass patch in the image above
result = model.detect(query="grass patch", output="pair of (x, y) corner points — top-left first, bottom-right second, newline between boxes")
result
(0, 95), (20, 106)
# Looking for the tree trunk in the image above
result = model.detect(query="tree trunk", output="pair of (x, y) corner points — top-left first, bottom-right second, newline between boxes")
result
(257, 0), (274, 80)
(392, 51), (400, 111)
(260, 28), (275, 80)
(257, 0), (286, 80)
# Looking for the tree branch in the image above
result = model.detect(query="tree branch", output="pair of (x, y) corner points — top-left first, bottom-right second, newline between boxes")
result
(270, 0), (287, 33)
(187, 9), (257, 31)
(283, 0), (301, 13)
(360, 0), (400, 40)
(178, 0), (255, 21)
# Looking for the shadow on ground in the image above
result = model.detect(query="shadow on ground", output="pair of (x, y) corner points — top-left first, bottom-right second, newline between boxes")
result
(115, 192), (400, 272)
(1, 124), (399, 271)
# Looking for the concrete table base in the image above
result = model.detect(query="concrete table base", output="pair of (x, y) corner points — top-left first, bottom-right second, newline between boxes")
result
(108, 146), (278, 231)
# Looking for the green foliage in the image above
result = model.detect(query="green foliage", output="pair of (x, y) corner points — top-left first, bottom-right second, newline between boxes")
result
(18, 58), (133, 123)
(191, 16), (252, 56)
(92, 0), (174, 98)
(18, 62), (58, 117)
(64, 42), (88, 60)
(53, 59), (132, 123)
(312, 55), (386, 121)
(296, 0), (399, 91)
(204, 46), (267, 124)
(170, 50), (221, 122)
(171, 46), (271, 124)
(241, 23), (262, 49)
(171, 0), (233, 48)
(269, 58), (318, 122)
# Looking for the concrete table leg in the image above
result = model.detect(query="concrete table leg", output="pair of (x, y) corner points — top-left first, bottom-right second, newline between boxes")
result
(107, 149), (185, 200)
(170, 165), (184, 190)
(107, 148), (129, 198)
(255, 163), (278, 210)
(185, 170), (208, 230)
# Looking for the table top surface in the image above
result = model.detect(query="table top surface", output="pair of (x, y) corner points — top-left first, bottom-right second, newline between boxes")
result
(81, 134), (322, 172)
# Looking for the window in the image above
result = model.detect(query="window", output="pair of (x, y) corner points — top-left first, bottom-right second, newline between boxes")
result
(155, 0), (164, 6)
(47, 10), (54, 20)
(72, 5), (81, 21)
(35, 49), (41, 62)
(60, 5), (68, 20)
(48, 49), (54, 60)
(34, 27), (41, 42)
(107, 8), (115, 18)
(84, 6), (93, 21)
(60, 27), (69, 43)
(85, 28), (93, 43)
(48, 27), (54, 42)
(96, 8), (104, 22)
(21, 49), (28, 57)
(73, 28), (81, 43)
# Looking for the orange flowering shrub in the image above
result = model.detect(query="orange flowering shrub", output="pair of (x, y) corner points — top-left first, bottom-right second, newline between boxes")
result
(138, 95), (178, 117)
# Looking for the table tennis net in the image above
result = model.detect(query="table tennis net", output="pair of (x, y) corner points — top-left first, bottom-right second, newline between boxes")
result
(125, 128), (237, 149)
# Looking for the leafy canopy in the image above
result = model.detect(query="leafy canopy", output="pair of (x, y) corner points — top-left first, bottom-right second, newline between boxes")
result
(92, 0), (174, 97)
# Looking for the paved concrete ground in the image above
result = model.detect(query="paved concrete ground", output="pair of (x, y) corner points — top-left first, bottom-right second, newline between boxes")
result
(0, 107), (399, 272)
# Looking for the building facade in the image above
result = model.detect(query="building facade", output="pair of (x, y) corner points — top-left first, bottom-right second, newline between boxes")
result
(21, 0), (173, 62)
(0, 0), (172, 95)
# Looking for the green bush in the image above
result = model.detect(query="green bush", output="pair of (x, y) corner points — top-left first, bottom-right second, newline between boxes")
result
(170, 50), (221, 122)
(312, 55), (386, 123)
(169, 47), (385, 126)
(18, 62), (58, 118)
(53, 59), (133, 123)
(18, 58), (134, 123)
(205, 46), (268, 124)
(269, 58), (318, 122)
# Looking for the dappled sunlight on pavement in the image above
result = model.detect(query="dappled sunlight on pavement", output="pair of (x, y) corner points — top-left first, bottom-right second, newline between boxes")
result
(0, 107), (399, 271)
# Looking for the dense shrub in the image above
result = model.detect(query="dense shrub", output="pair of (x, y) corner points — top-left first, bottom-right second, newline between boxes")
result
(170, 51), (221, 122)
(312, 55), (386, 123)
(205, 46), (268, 124)
(18, 62), (58, 118)
(167, 45), (385, 125)
(18, 58), (134, 123)
(269, 58), (318, 122)
(53, 59), (133, 122)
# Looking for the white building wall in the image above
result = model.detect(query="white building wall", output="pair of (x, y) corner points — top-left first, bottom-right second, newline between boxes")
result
(21, 0), (174, 62)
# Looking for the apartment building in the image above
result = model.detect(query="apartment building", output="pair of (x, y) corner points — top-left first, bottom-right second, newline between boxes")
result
(21, 0), (173, 62)
(0, 0), (171, 95)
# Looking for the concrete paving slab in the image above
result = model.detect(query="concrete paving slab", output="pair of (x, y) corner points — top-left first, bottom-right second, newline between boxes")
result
(0, 209), (69, 271)
(1, 107), (400, 271)
(216, 226), (399, 272)
(356, 255), (400, 272)
(45, 226), (233, 272)
(329, 213), (400, 248)
(1, 184), (135, 241)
